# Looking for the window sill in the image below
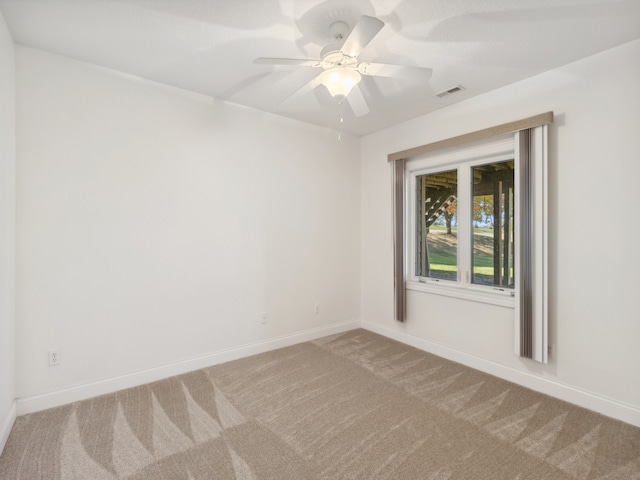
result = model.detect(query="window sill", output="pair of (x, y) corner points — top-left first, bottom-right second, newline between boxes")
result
(406, 280), (515, 308)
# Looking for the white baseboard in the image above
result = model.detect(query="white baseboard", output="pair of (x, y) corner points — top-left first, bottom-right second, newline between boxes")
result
(17, 320), (360, 416)
(361, 320), (640, 428)
(0, 400), (17, 455)
(17, 319), (639, 428)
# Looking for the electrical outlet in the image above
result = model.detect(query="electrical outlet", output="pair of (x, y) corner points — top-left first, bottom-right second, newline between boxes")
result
(548, 344), (555, 357)
(48, 350), (61, 366)
(314, 303), (320, 314)
(260, 312), (267, 324)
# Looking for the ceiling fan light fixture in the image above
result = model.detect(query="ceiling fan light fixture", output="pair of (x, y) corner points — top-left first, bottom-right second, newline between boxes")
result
(320, 68), (362, 98)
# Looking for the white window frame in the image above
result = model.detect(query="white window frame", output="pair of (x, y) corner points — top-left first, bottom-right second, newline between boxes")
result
(405, 134), (516, 308)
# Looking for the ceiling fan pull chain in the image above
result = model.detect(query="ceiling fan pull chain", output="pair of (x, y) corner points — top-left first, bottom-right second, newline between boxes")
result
(336, 100), (346, 142)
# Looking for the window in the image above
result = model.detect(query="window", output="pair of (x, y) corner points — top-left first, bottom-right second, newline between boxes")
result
(391, 114), (551, 362)
(407, 135), (516, 305)
(415, 169), (458, 280)
(471, 161), (515, 288)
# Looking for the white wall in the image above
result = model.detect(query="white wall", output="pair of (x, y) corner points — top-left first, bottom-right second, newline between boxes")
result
(0, 9), (16, 451)
(15, 46), (360, 409)
(361, 40), (640, 425)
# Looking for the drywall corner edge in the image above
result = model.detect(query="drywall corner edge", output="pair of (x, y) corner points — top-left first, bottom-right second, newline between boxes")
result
(361, 320), (640, 428)
(16, 320), (360, 416)
(0, 400), (17, 454)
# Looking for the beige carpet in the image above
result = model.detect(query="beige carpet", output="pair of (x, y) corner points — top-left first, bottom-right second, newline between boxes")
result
(1, 329), (639, 479)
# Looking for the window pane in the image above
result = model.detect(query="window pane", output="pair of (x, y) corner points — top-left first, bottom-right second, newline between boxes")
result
(471, 160), (515, 288)
(415, 170), (457, 280)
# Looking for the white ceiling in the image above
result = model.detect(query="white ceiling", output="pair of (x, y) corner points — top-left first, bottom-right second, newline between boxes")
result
(1, 0), (639, 136)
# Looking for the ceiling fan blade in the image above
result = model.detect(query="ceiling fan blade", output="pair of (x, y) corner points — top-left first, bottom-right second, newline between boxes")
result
(278, 74), (322, 105)
(254, 57), (321, 67)
(345, 84), (369, 117)
(340, 15), (385, 58)
(358, 62), (433, 81)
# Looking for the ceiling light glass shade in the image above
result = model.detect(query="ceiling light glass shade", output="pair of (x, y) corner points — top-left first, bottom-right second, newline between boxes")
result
(319, 68), (362, 98)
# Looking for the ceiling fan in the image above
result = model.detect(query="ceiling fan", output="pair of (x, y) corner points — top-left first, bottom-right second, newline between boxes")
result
(254, 15), (433, 117)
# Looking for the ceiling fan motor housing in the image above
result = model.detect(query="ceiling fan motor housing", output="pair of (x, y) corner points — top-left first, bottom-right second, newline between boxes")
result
(320, 44), (357, 70)
(320, 20), (359, 70)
